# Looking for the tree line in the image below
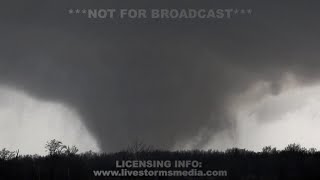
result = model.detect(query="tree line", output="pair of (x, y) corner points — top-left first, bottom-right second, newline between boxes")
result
(1, 140), (320, 179)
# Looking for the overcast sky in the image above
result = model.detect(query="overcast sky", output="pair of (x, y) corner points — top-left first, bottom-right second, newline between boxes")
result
(1, 1), (320, 154)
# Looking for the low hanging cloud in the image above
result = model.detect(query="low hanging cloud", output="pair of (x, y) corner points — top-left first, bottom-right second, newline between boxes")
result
(0, 86), (99, 154)
(0, 1), (320, 152)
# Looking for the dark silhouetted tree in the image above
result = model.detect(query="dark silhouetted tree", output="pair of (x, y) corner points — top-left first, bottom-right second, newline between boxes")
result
(0, 148), (19, 160)
(64, 145), (79, 156)
(262, 146), (277, 154)
(284, 143), (306, 152)
(45, 139), (67, 156)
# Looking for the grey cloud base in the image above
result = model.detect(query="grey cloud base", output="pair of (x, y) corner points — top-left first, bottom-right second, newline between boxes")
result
(0, 1), (319, 152)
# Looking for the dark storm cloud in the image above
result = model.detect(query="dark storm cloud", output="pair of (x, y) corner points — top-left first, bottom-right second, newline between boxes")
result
(0, 1), (320, 152)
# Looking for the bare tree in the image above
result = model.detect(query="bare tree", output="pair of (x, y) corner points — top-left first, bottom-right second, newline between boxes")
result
(45, 139), (67, 156)
(45, 139), (80, 157)
(0, 148), (18, 160)
(262, 146), (277, 154)
(284, 143), (307, 152)
(64, 145), (79, 155)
